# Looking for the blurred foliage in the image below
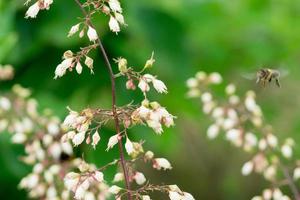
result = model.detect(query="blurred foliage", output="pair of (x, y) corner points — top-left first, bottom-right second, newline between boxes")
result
(1, 0), (300, 199)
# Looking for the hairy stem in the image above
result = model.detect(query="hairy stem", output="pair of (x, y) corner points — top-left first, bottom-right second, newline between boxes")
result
(74, 0), (132, 199)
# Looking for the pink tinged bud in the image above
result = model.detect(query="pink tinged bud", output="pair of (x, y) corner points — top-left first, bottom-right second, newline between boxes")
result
(92, 131), (100, 149)
(126, 79), (136, 90)
(109, 16), (120, 33)
(153, 158), (172, 170)
(87, 26), (98, 42)
(138, 79), (150, 93)
(209, 72), (222, 84)
(72, 131), (86, 146)
(75, 62), (83, 74)
(102, 5), (111, 14)
(79, 30), (84, 38)
(75, 185), (86, 199)
(94, 171), (104, 182)
(152, 79), (168, 93)
(64, 172), (80, 191)
(125, 138), (134, 155)
(133, 172), (146, 185)
(106, 134), (119, 151)
(68, 24), (80, 37)
(25, 2), (40, 18)
(108, 0), (122, 13)
(84, 56), (94, 70)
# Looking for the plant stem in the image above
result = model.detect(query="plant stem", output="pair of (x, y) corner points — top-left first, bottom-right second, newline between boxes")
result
(279, 162), (300, 200)
(74, 1), (132, 199)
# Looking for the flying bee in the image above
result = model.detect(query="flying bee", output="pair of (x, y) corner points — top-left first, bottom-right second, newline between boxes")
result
(242, 68), (288, 88)
(256, 68), (281, 88)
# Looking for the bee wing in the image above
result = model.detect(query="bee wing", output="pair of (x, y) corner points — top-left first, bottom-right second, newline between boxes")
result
(279, 68), (289, 78)
(241, 72), (256, 80)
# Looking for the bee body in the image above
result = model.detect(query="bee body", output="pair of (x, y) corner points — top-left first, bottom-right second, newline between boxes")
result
(256, 68), (281, 88)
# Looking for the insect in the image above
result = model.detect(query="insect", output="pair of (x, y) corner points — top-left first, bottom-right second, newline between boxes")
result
(256, 68), (281, 88)
(242, 68), (288, 88)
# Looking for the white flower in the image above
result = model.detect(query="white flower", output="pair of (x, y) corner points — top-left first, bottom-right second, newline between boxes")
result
(147, 120), (163, 134)
(133, 172), (146, 185)
(49, 142), (62, 160)
(266, 134), (278, 148)
(84, 56), (94, 69)
(109, 16), (120, 33)
(142, 195), (151, 200)
(75, 62), (83, 74)
(209, 72), (222, 84)
(75, 185), (86, 199)
(262, 189), (272, 200)
(195, 71), (207, 81)
(293, 167), (300, 180)
(94, 171), (104, 182)
(264, 166), (276, 181)
(92, 131), (100, 149)
(152, 79), (168, 93)
(106, 134), (119, 151)
(61, 142), (73, 155)
(186, 78), (198, 88)
(251, 196), (263, 200)
(241, 161), (253, 176)
(169, 191), (182, 200)
(108, 0), (122, 13)
(68, 24), (80, 37)
(273, 188), (283, 200)
(153, 158), (172, 170)
(54, 64), (68, 79)
(0, 97), (11, 110)
(281, 144), (292, 158)
(12, 132), (27, 144)
(108, 185), (122, 194)
(25, 2), (40, 18)
(138, 79), (150, 93)
(207, 124), (219, 139)
(183, 192), (195, 200)
(72, 132), (86, 146)
(44, 0), (53, 8)
(201, 92), (212, 103)
(87, 26), (98, 42)
(115, 12), (125, 25)
(113, 173), (124, 182)
(225, 84), (236, 95)
(125, 138), (134, 155)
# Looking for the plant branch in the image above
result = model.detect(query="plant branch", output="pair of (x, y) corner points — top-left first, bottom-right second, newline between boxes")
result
(74, 1), (132, 199)
(279, 162), (300, 200)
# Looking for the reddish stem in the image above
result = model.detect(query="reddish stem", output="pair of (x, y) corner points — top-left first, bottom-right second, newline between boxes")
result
(74, 1), (132, 199)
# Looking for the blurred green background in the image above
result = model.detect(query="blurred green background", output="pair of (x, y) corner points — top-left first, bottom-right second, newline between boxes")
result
(2, 0), (300, 199)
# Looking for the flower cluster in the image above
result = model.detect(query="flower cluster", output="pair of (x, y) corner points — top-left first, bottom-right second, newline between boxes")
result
(82, 0), (126, 33)
(187, 71), (300, 200)
(22, 0), (195, 199)
(25, 0), (53, 18)
(54, 47), (96, 79)
(0, 64), (14, 80)
(115, 55), (175, 134)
